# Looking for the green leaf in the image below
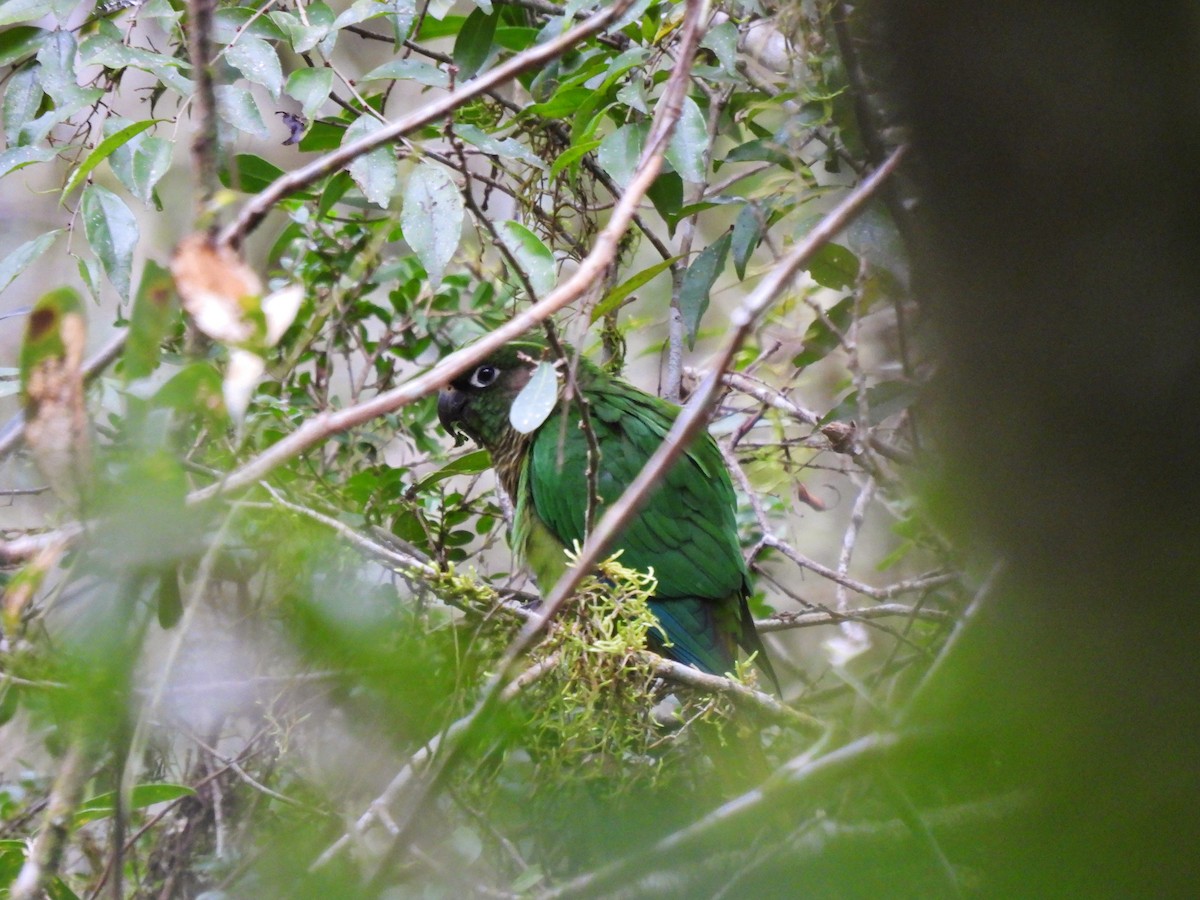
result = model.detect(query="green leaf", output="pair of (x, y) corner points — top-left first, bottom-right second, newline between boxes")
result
(400, 162), (463, 289)
(345, 115), (397, 207)
(700, 21), (738, 74)
(510, 361), (558, 434)
(665, 96), (707, 184)
(360, 59), (449, 88)
(679, 231), (731, 349)
(215, 84), (270, 140)
(0, 230), (61, 295)
(61, 119), (161, 199)
(591, 256), (680, 322)
(81, 184), (138, 300)
(285, 66), (334, 118)
(226, 36), (283, 99)
(807, 242), (859, 290)
(597, 122), (647, 189)
(122, 260), (177, 380)
(221, 153), (287, 194)
(550, 139), (602, 178)
(453, 8), (498, 80)
(3, 64), (42, 145)
(792, 295), (853, 368)
(76, 784), (196, 825)
(0, 145), (57, 176)
(731, 204), (764, 279)
(0, 25), (43, 64)
(497, 221), (555, 297)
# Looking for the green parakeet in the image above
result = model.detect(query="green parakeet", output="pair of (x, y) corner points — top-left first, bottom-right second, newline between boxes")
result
(437, 338), (779, 692)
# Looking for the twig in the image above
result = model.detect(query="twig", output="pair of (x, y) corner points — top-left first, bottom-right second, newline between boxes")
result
(216, 0), (635, 249)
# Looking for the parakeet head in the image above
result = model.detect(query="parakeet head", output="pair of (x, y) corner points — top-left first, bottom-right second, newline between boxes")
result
(437, 339), (549, 449)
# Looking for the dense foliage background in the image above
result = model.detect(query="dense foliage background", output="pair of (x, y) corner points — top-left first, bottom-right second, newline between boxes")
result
(4, 0), (1194, 897)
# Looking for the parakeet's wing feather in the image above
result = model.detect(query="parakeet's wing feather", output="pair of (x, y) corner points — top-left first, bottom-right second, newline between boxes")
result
(528, 376), (749, 674)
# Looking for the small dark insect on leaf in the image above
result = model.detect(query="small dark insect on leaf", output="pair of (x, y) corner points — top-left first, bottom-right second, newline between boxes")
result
(277, 111), (306, 146)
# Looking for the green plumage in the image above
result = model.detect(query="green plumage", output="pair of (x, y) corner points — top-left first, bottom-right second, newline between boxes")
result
(437, 339), (778, 691)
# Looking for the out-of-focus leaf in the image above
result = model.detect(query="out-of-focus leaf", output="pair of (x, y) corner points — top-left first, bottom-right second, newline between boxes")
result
(498, 221), (555, 297)
(61, 119), (161, 199)
(0, 230), (61, 295)
(81, 184), (138, 300)
(807, 242), (860, 290)
(122, 260), (177, 381)
(452, 8), (497, 80)
(665, 96), (707, 183)
(510, 361), (558, 434)
(679, 231), (731, 349)
(76, 784), (196, 824)
(591, 256), (680, 322)
(792, 295), (854, 368)
(400, 162), (463, 289)
(226, 36), (283, 98)
(360, 59), (449, 88)
(345, 114), (397, 207)
(285, 67), (333, 118)
(215, 84), (270, 140)
(20, 287), (90, 506)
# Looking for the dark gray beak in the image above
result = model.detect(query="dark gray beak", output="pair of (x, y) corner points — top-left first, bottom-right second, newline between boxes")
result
(437, 388), (468, 446)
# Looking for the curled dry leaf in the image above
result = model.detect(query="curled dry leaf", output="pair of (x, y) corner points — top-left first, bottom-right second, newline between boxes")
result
(169, 233), (262, 345)
(20, 287), (91, 508)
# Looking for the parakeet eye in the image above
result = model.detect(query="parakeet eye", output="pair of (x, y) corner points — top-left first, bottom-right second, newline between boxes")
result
(469, 364), (499, 388)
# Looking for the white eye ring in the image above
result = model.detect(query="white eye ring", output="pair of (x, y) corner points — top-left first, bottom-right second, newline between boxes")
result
(469, 365), (499, 388)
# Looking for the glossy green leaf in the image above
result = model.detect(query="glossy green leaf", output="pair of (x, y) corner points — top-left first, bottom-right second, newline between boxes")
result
(226, 36), (283, 99)
(401, 162), (463, 289)
(285, 67), (334, 118)
(81, 184), (138, 300)
(3, 65), (42, 146)
(0, 230), (61, 295)
(591, 256), (680, 322)
(510, 361), (558, 434)
(665, 96), (707, 184)
(597, 122), (648, 189)
(731, 204), (764, 279)
(215, 84), (270, 140)
(345, 115), (397, 207)
(361, 59), (449, 88)
(453, 8), (498, 80)
(679, 231), (731, 349)
(498, 221), (555, 297)
(61, 119), (161, 199)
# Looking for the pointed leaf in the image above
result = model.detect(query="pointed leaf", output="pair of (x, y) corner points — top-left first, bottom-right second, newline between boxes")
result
(665, 96), (707, 184)
(344, 114), (397, 207)
(679, 231), (731, 349)
(453, 8), (498, 80)
(400, 162), (462, 289)
(0, 230), (62, 295)
(510, 361), (558, 434)
(225, 36), (282, 98)
(285, 66), (334, 118)
(81, 183), (139, 300)
(497, 221), (555, 297)
(61, 119), (161, 199)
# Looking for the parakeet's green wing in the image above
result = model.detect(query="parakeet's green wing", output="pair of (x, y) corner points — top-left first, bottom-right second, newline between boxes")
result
(527, 374), (750, 675)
